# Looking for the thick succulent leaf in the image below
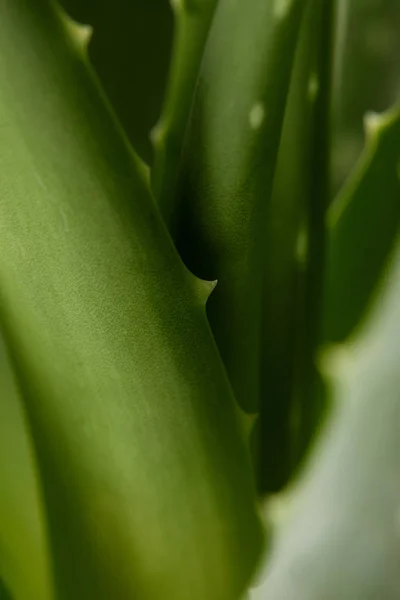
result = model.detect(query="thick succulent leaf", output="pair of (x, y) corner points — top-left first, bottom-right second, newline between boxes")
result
(0, 2), (262, 599)
(323, 103), (400, 344)
(252, 235), (400, 600)
(175, 0), (308, 412)
(258, 0), (334, 493)
(0, 338), (53, 600)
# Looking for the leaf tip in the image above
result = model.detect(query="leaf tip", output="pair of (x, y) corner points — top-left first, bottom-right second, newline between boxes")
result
(150, 122), (165, 149)
(363, 108), (397, 139)
(193, 277), (218, 305)
(363, 111), (383, 137)
(61, 12), (93, 55)
(273, 0), (294, 20)
(249, 102), (266, 130)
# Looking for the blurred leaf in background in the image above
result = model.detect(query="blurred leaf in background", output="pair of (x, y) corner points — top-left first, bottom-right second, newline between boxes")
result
(252, 235), (400, 600)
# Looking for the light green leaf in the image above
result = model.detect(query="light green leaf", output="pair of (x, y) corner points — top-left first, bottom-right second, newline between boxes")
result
(0, 2), (262, 599)
(253, 236), (400, 599)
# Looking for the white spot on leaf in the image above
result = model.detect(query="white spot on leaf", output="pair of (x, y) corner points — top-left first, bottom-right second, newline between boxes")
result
(308, 73), (319, 102)
(65, 19), (93, 48)
(249, 102), (265, 130)
(363, 111), (382, 136)
(319, 343), (355, 381)
(170, 0), (186, 11)
(295, 226), (308, 265)
(274, 0), (293, 19)
(150, 122), (164, 146)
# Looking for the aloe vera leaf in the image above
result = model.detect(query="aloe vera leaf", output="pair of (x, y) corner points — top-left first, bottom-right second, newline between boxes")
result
(174, 0), (308, 413)
(0, 2), (263, 599)
(151, 0), (218, 212)
(0, 339), (53, 600)
(252, 236), (400, 600)
(323, 103), (400, 344)
(257, 0), (332, 494)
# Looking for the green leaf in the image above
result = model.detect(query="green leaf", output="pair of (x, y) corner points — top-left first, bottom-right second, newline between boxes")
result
(0, 338), (53, 600)
(0, 2), (262, 599)
(323, 103), (400, 344)
(174, 0), (308, 412)
(253, 236), (400, 599)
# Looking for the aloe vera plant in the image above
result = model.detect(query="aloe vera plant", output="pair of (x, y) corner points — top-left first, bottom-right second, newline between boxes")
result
(1, 1), (400, 599)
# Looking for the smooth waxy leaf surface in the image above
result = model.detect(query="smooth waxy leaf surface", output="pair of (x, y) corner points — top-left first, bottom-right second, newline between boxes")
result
(175, 0), (308, 412)
(0, 2), (262, 599)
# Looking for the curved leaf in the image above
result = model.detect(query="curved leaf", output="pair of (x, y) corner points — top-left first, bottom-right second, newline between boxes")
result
(0, 2), (263, 599)
(175, 0), (308, 412)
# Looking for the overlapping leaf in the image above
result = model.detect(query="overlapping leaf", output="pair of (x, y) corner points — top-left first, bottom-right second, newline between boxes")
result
(175, 0), (308, 412)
